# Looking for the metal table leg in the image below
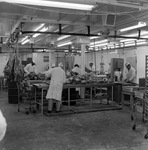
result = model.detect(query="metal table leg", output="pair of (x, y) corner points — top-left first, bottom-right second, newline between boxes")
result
(130, 93), (133, 110)
(111, 85), (114, 105)
(41, 89), (44, 114)
(90, 87), (92, 108)
(35, 87), (37, 111)
(68, 88), (70, 110)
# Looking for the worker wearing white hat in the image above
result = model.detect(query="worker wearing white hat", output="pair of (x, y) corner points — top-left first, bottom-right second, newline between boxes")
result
(89, 62), (95, 72)
(124, 62), (136, 83)
(44, 62), (66, 113)
(24, 61), (37, 75)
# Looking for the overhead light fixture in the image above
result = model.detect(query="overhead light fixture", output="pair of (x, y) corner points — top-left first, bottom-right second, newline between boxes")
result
(33, 27), (48, 38)
(3, 0), (94, 11)
(90, 39), (108, 46)
(120, 38), (146, 43)
(90, 36), (100, 40)
(57, 35), (71, 41)
(117, 0), (141, 6)
(34, 23), (45, 31)
(120, 22), (146, 32)
(57, 41), (72, 47)
(123, 31), (148, 37)
(90, 42), (109, 48)
(20, 36), (28, 43)
(137, 41), (148, 45)
(21, 39), (30, 45)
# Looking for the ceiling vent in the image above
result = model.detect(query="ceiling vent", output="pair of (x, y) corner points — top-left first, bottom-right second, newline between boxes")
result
(102, 14), (116, 27)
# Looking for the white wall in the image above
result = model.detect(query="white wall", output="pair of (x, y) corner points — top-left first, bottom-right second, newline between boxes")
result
(33, 52), (50, 73)
(136, 46), (148, 83)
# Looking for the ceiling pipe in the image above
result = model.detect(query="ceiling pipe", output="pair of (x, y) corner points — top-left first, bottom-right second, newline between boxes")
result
(21, 31), (148, 40)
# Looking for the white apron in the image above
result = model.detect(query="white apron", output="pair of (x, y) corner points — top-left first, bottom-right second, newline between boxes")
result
(125, 66), (136, 83)
(45, 67), (66, 101)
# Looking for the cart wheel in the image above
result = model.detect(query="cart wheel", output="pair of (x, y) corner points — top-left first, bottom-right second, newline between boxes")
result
(131, 116), (133, 121)
(18, 108), (20, 112)
(33, 110), (36, 113)
(143, 119), (147, 123)
(26, 111), (29, 115)
(144, 133), (148, 139)
(132, 125), (136, 130)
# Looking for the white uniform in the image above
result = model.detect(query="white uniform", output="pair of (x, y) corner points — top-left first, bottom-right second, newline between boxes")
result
(24, 63), (37, 74)
(0, 110), (7, 141)
(72, 67), (81, 75)
(90, 65), (95, 72)
(125, 66), (136, 83)
(45, 67), (66, 101)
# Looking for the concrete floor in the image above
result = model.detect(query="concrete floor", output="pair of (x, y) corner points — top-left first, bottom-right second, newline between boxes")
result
(0, 90), (148, 150)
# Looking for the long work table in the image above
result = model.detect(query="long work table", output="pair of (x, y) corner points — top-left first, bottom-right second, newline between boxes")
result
(33, 82), (115, 114)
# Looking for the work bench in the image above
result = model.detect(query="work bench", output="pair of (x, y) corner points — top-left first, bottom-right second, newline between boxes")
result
(33, 82), (115, 114)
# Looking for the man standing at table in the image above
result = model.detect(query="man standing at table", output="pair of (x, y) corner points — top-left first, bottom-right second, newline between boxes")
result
(124, 62), (136, 83)
(44, 62), (66, 113)
(24, 61), (37, 75)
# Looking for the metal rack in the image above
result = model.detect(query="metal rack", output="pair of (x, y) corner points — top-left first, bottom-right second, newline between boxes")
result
(144, 55), (148, 122)
(131, 55), (148, 139)
(145, 55), (148, 100)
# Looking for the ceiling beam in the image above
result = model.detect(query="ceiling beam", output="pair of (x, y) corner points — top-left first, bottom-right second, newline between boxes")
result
(52, 0), (148, 9)
(22, 18), (101, 27)
(57, 14), (69, 22)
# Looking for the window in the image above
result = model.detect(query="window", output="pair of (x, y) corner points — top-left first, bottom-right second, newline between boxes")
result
(43, 56), (49, 62)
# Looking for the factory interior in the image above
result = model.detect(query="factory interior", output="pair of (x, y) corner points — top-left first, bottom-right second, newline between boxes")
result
(1, 0), (148, 150)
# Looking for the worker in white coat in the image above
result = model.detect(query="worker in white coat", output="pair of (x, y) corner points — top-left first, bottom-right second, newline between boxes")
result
(0, 110), (7, 141)
(89, 62), (95, 72)
(24, 61), (37, 75)
(44, 62), (66, 113)
(72, 64), (81, 75)
(124, 62), (136, 83)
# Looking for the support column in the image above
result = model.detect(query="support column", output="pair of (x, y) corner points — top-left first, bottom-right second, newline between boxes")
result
(80, 43), (86, 99)
(49, 50), (55, 69)
(74, 37), (90, 99)
(81, 43), (86, 75)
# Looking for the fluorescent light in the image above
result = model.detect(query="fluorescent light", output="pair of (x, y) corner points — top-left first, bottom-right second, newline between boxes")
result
(120, 39), (146, 43)
(90, 39), (108, 45)
(120, 39), (136, 43)
(90, 36), (100, 40)
(120, 22), (146, 32)
(3, 0), (93, 11)
(33, 27), (48, 38)
(57, 42), (72, 47)
(21, 36), (28, 43)
(57, 35), (71, 41)
(137, 41), (147, 45)
(21, 39), (30, 45)
(34, 23), (45, 31)
(90, 42), (108, 48)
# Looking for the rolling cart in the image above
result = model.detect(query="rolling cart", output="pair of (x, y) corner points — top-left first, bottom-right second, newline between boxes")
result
(132, 55), (148, 139)
(131, 91), (148, 139)
(17, 80), (36, 114)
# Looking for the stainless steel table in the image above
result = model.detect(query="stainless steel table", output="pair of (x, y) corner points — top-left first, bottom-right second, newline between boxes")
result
(33, 83), (115, 114)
